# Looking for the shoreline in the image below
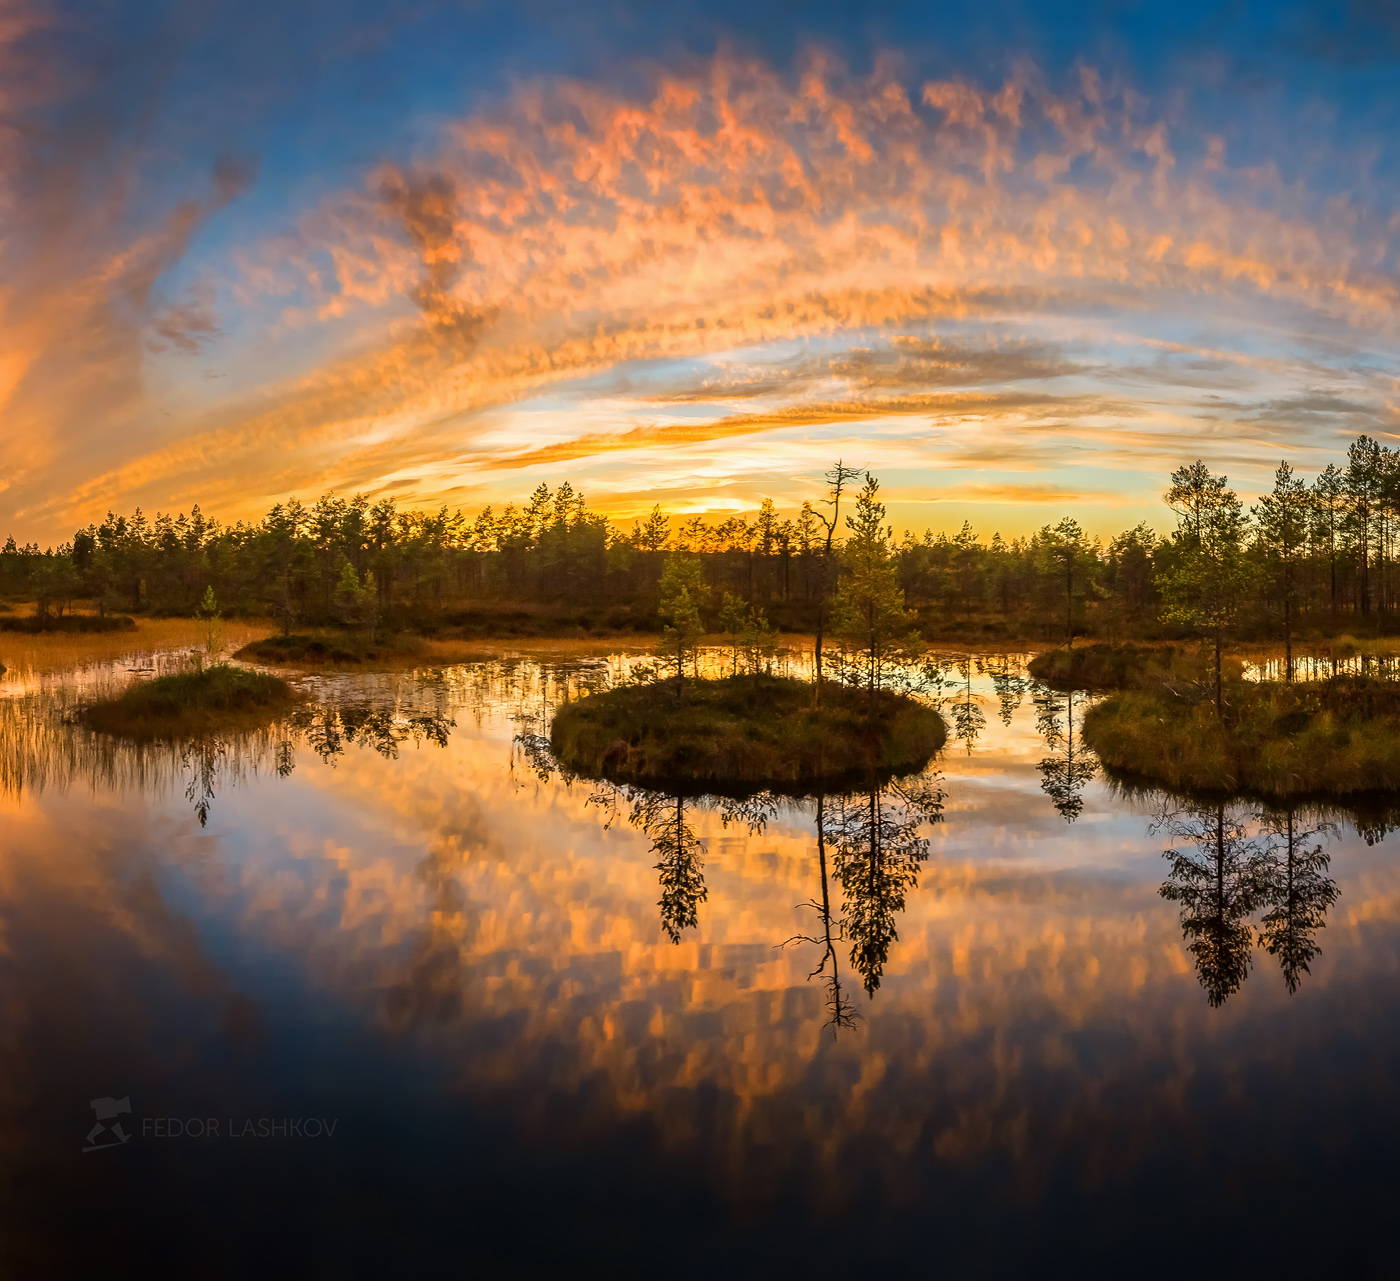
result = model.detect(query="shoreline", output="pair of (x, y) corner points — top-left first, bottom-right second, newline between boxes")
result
(10, 607), (1400, 678)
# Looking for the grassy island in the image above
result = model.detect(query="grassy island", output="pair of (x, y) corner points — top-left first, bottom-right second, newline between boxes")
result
(82, 664), (302, 740)
(1084, 673), (1400, 798)
(549, 674), (946, 793)
(233, 631), (427, 669)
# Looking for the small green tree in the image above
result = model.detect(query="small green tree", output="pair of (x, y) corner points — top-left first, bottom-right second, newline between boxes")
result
(739, 603), (778, 676)
(193, 585), (223, 669)
(1344, 435), (1382, 614)
(656, 553), (706, 698)
(334, 560), (379, 639)
(1253, 460), (1310, 681)
(830, 474), (922, 701)
(717, 591), (748, 675)
(718, 590), (777, 678)
(1156, 461), (1253, 716)
(810, 460), (863, 702)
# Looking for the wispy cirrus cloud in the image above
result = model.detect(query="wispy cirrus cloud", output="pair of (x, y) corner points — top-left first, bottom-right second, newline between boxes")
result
(6, 43), (1400, 539)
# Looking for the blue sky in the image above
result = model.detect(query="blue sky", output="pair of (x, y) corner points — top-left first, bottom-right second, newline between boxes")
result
(3, 0), (1399, 543)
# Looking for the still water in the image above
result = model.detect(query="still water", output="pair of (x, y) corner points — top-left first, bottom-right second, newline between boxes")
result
(3, 649), (1399, 1276)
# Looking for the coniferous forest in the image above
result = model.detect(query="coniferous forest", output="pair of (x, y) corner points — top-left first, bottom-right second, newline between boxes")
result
(3, 433), (1399, 646)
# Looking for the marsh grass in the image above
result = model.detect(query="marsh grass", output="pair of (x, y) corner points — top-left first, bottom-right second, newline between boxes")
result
(549, 673), (946, 794)
(1085, 674), (1400, 797)
(81, 664), (302, 740)
(0, 617), (272, 677)
(234, 630), (677, 670)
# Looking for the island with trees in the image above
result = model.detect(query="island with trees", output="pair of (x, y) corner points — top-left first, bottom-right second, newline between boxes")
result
(550, 473), (946, 792)
(1050, 455), (1400, 798)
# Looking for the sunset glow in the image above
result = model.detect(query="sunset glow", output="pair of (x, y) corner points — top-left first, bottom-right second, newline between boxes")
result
(5, 3), (1400, 543)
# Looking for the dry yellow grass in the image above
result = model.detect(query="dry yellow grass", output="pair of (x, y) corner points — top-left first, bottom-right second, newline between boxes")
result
(234, 633), (814, 671)
(0, 617), (275, 677)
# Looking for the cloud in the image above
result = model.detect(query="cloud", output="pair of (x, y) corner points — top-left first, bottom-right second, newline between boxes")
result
(6, 46), (1400, 538)
(149, 282), (223, 355)
(0, 0), (258, 532)
(889, 481), (1135, 507)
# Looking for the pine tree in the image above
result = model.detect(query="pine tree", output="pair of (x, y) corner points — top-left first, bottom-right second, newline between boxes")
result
(1156, 461), (1253, 715)
(1312, 464), (1344, 615)
(1033, 517), (1097, 650)
(656, 553), (706, 698)
(810, 461), (863, 701)
(830, 474), (921, 700)
(1253, 460), (1310, 680)
(194, 585), (223, 669)
(334, 560), (379, 638)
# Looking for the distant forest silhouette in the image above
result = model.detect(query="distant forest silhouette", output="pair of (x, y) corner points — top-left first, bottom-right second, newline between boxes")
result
(3, 433), (1399, 642)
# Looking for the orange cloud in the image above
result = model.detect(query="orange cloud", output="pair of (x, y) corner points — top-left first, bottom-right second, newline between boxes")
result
(6, 51), (1400, 539)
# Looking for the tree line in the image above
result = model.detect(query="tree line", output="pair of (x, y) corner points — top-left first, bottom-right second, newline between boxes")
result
(2, 435), (1398, 648)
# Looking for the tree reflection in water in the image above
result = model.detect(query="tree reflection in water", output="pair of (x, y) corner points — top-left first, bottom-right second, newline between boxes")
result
(627, 793), (792, 944)
(1258, 809), (1340, 994)
(170, 703), (456, 825)
(1033, 686), (1097, 822)
(1155, 802), (1266, 1007)
(291, 703), (455, 766)
(1152, 800), (1341, 1006)
(513, 731), (786, 946)
(783, 793), (859, 1034)
(949, 658), (986, 754)
(0, 695), (457, 827)
(628, 792), (708, 943)
(181, 738), (226, 827)
(983, 654), (1030, 726)
(513, 727), (944, 1022)
(627, 775), (944, 1007)
(830, 776), (946, 997)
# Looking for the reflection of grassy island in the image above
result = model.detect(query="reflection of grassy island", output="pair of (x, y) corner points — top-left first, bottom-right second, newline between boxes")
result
(549, 674), (946, 793)
(1084, 671), (1400, 798)
(82, 665), (301, 740)
(1027, 643), (1213, 692)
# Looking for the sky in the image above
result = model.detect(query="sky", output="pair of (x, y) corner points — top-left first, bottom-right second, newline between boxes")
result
(3, 0), (1400, 546)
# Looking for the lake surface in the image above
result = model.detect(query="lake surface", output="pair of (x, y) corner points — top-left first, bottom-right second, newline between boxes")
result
(3, 648), (1399, 1276)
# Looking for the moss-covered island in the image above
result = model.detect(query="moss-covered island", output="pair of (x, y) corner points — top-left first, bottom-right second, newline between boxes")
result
(233, 631), (427, 669)
(549, 674), (946, 793)
(82, 664), (302, 740)
(1081, 662), (1400, 798)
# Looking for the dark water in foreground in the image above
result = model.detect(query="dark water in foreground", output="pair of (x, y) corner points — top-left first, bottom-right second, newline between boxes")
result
(3, 650), (1399, 1277)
